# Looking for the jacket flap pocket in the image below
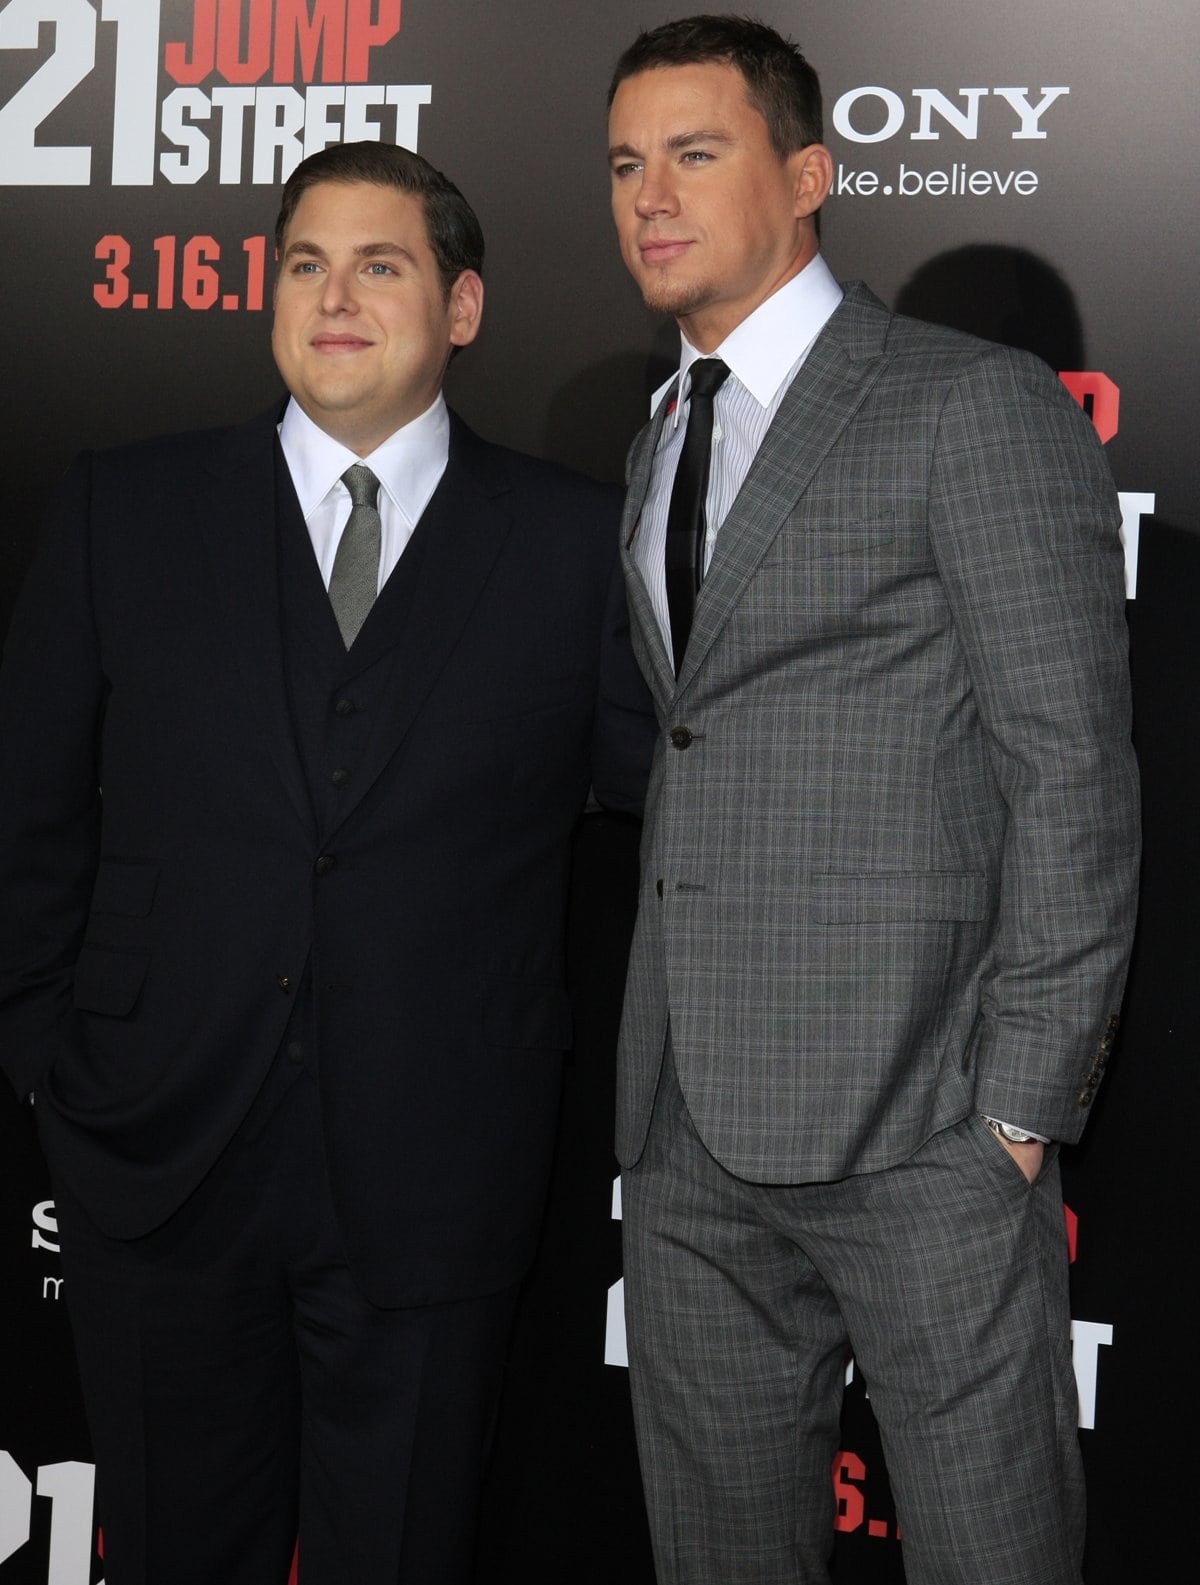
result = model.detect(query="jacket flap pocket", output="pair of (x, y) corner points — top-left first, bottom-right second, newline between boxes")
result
(73, 945), (150, 1016)
(810, 872), (989, 923)
(482, 977), (573, 1051)
(89, 860), (159, 918)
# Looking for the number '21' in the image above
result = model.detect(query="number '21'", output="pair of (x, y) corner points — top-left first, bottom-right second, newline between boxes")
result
(0, 0), (159, 185)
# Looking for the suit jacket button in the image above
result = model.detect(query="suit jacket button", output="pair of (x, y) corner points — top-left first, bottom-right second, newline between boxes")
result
(334, 697), (357, 716)
(331, 767), (350, 787)
(315, 854), (336, 875)
(669, 726), (693, 750)
(656, 878), (664, 898)
(277, 974), (291, 991)
(286, 1041), (303, 1062)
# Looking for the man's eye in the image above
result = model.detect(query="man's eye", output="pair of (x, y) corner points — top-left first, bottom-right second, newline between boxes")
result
(681, 150), (713, 164)
(613, 162), (642, 179)
(365, 262), (395, 275)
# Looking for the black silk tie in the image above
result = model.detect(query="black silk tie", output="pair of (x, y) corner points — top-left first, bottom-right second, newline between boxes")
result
(664, 358), (730, 676)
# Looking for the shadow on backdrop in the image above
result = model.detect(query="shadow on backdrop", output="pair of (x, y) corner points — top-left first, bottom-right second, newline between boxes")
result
(896, 244), (1085, 371)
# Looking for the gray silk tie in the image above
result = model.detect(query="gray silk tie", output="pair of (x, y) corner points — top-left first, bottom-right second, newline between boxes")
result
(329, 464), (381, 648)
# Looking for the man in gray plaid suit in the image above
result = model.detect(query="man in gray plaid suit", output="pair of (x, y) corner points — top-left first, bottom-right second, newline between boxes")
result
(605, 16), (1139, 1584)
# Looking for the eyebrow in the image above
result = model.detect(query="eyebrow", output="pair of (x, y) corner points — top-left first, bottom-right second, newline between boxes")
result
(608, 129), (736, 163)
(281, 239), (417, 264)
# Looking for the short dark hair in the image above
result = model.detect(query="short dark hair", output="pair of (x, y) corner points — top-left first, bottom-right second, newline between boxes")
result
(607, 14), (823, 157)
(274, 141), (484, 298)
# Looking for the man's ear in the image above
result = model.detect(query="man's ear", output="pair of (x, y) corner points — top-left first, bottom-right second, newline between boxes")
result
(790, 143), (834, 219)
(448, 270), (484, 349)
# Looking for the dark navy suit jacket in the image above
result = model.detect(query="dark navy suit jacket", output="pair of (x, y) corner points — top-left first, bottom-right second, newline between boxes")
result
(0, 404), (654, 1305)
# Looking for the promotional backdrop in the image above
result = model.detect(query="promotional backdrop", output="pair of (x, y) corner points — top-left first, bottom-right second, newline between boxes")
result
(2, 3), (1196, 1581)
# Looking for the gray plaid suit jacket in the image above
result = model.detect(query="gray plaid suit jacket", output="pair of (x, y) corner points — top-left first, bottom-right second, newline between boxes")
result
(616, 281), (1139, 1183)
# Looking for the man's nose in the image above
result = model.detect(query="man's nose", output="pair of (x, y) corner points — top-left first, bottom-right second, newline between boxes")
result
(319, 266), (358, 314)
(634, 162), (679, 218)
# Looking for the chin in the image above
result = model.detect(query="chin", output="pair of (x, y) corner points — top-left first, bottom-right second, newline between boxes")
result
(635, 273), (710, 321)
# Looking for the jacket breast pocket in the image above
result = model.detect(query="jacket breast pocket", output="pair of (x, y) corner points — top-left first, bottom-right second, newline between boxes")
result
(801, 520), (899, 559)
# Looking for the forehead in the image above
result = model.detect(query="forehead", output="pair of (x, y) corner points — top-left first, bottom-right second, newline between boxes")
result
(608, 60), (763, 140)
(282, 179), (430, 249)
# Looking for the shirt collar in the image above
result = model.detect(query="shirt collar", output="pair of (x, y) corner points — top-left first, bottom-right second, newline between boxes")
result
(653, 252), (843, 420)
(278, 395), (451, 522)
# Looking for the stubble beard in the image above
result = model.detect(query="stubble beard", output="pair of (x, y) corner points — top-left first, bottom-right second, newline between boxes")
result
(634, 264), (713, 324)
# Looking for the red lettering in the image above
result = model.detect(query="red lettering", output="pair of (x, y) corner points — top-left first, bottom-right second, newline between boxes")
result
(344, 0), (402, 82)
(216, 0), (273, 86)
(831, 1450), (866, 1532)
(164, 0), (217, 84)
(1063, 1202), (1078, 1263)
(1058, 371), (1120, 446)
(273, 0), (346, 83)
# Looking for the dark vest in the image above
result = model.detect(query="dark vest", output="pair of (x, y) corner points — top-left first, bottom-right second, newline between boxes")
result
(247, 446), (432, 1109)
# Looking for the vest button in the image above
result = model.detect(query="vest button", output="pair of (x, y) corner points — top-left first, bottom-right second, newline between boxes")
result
(334, 697), (356, 717)
(315, 854), (336, 875)
(331, 767), (351, 787)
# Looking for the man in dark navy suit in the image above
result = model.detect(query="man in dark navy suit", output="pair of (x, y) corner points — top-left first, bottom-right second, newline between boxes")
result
(0, 141), (653, 1585)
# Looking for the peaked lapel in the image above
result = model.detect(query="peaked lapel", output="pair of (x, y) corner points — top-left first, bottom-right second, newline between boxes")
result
(322, 414), (515, 839)
(191, 404), (315, 838)
(676, 282), (893, 692)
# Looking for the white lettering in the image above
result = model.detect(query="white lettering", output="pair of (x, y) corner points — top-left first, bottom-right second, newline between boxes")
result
(37, 1461), (96, 1585)
(1117, 492), (1153, 599)
(0, 1450), (33, 1566)
(31, 1198), (59, 1254)
(832, 86), (906, 145)
(831, 83), (1070, 146)
(605, 1278), (628, 1367)
(252, 86), (306, 184)
(302, 85), (346, 156)
(214, 87), (257, 183)
(993, 86), (1070, 139)
(385, 83), (433, 152)
(103, 0), (159, 184)
(160, 86), (212, 184)
(0, 0), (96, 184)
(605, 1176), (627, 1366)
(910, 87), (988, 141)
(159, 84), (433, 185)
(1071, 1319), (1114, 1430)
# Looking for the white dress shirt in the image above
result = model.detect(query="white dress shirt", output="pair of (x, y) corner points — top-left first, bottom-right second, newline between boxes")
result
(278, 395), (450, 593)
(633, 252), (844, 650)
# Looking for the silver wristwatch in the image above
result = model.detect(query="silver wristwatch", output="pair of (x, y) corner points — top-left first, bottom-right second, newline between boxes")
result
(982, 1116), (1038, 1145)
